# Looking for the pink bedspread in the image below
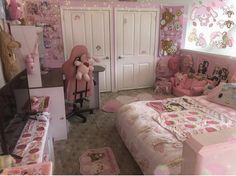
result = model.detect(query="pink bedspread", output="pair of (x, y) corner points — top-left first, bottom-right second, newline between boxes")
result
(116, 96), (236, 175)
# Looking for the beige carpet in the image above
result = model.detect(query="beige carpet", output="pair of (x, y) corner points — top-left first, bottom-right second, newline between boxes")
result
(53, 88), (173, 174)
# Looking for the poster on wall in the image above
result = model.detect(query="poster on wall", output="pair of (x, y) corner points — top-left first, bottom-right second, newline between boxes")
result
(159, 6), (184, 56)
(185, 0), (236, 57)
(23, 0), (64, 68)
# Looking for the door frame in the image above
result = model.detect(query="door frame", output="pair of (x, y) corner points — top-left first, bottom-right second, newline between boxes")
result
(114, 8), (160, 91)
(60, 6), (115, 92)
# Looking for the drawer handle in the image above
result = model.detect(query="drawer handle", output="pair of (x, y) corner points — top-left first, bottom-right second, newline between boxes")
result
(59, 117), (65, 120)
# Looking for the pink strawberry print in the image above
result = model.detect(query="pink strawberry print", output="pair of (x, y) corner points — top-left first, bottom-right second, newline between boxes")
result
(165, 120), (175, 125)
(168, 114), (178, 118)
(205, 127), (217, 132)
(206, 120), (219, 125)
(185, 124), (196, 128)
(189, 111), (198, 115)
(187, 117), (197, 121)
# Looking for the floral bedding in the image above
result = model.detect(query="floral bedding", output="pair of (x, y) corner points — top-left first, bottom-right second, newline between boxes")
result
(116, 96), (236, 175)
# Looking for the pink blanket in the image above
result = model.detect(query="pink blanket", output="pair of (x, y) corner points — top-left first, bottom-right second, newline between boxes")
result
(116, 96), (236, 174)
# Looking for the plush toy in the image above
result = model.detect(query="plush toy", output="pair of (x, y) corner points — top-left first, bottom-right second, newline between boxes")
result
(0, 155), (16, 171)
(25, 54), (35, 74)
(74, 53), (94, 82)
(0, 26), (21, 82)
(7, 0), (23, 21)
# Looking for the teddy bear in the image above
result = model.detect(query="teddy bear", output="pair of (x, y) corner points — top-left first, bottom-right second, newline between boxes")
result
(74, 53), (94, 82)
(0, 26), (21, 82)
(160, 8), (175, 29)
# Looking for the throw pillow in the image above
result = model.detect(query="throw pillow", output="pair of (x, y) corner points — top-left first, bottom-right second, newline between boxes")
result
(207, 83), (236, 110)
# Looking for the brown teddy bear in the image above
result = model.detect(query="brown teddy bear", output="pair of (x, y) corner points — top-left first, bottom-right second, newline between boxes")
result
(0, 26), (21, 82)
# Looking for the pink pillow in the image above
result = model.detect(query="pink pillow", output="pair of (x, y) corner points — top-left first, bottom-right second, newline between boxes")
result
(207, 83), (236, 110)
(183, 78), (193, 89)
(191, 79), (207, 88)
(191, 86), (204, 95)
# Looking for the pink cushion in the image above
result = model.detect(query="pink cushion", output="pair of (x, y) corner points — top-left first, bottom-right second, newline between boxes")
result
(191, 79), (207, 88)
(182, 78), (193, 89)
(191, 87), (204, 96)
(168, 56), (180, 74)
(207, 83), (236, 110)
(173, 87), (192, 97)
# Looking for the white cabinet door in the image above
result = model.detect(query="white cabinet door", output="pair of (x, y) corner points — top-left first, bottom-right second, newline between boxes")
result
(29, 87), (67, 141)
(62, 9), (111, 92)
(116, 10), (158, 90)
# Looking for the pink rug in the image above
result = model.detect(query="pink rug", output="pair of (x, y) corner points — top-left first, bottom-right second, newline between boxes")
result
(102, 93), (173, 113)
(79, 147), (120, 175)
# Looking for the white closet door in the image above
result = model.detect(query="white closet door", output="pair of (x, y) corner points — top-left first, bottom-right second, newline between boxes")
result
(116, 10), (157, 90)
(62, 9), (111, 92)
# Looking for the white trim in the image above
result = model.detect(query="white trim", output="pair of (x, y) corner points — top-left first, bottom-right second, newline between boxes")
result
(153, 9), (160, 87)
(115, 7), (159, 12)
(61, 6), (113, 11)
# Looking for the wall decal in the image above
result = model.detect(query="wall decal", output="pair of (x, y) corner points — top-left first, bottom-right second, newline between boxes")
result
(185, 0), (235, 56)
(188, 28), (198, 42)
(191, 5), (218, 27)
(217, 20), (226, 28)
(210, 31), (233, 48)
(224, 20), (234, 28)
(225, 10), (234, 18)
(188, 29), (207, 48)
(159, 6), (184, 56)
(160, 39), (177, 56)
(196, 33), (207, 48)
(160, 8), (175, 29)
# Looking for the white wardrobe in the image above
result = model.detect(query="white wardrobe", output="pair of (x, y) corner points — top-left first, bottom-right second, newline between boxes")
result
(61, 7), (159, 92)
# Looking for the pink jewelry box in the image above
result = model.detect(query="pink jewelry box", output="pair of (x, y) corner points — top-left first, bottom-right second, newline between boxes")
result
(181, 128), (236, 175)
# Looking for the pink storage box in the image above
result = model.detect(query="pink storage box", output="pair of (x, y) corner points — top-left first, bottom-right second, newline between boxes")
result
(181, 128), (236, 175)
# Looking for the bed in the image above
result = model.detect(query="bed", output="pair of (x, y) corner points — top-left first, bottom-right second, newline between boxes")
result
(116, 96), (236, 174)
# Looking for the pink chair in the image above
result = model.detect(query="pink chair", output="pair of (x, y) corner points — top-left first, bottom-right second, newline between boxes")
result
(170, 76), (208, 96)
(62, 45), (94, 122)
(168, 54), (208, 96)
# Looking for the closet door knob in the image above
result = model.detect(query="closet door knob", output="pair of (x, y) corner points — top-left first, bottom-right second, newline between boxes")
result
(105, 56), (109, 60)
(118, 56), (124, 59)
